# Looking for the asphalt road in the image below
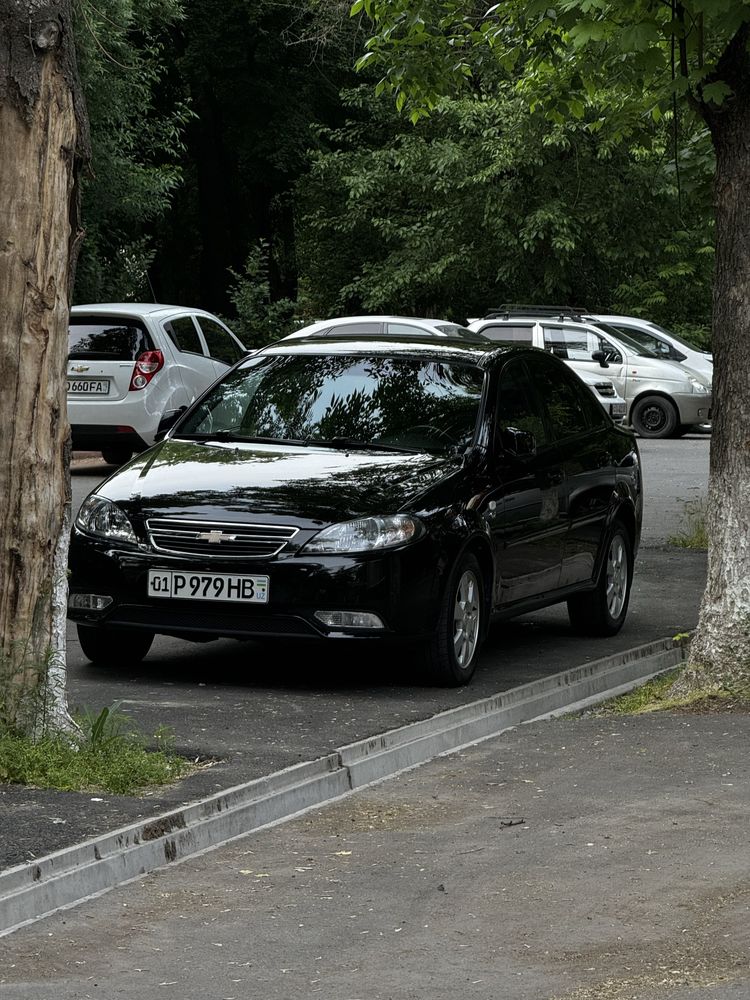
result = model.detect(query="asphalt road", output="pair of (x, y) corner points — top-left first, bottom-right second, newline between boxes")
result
(2, 435), (700, 869)
(0, 435), (720, 1000)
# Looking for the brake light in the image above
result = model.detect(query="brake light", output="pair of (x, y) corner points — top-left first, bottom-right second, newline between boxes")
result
(129, 350), (164, 391)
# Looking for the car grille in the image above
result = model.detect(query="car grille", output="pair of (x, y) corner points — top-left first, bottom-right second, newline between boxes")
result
(146, 518), (298, 559)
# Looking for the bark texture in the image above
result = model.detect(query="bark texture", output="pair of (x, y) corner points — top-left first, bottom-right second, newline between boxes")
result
(677, 26), (750, 692)
(0, 0), (87, 733)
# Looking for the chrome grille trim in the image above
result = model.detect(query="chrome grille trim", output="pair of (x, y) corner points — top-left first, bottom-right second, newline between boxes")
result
(146, 518), (298, 559)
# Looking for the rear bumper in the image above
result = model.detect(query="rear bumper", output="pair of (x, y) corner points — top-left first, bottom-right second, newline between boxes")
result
(70, 424), (150, 452)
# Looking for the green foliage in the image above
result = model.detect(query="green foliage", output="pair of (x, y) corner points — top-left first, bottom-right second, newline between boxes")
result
(354, 2), (750, 134)
(227, 241), (310, 347)
(73, 0), (191, 303)
(295, 86), (712, 322)
(78, 700), (132, 749)
(0, 705), (187, 795)
(150, 0), (362, 312)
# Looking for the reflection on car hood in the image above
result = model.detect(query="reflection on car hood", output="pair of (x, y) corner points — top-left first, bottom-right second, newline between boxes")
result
(98, 438), (455, 524)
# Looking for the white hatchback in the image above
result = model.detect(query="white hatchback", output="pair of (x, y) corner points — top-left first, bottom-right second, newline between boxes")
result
(67, 303), (247, 465)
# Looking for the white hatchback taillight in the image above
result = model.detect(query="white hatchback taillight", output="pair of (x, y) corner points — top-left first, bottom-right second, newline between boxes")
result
(129, 350), (164, 391)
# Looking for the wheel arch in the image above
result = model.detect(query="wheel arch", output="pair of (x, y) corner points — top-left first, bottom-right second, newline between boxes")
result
(630, 388), (679, 416)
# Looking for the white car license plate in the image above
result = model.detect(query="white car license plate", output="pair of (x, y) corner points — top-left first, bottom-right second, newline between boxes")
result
(67, 378), (110, 395)
(147, 570), (269, 604)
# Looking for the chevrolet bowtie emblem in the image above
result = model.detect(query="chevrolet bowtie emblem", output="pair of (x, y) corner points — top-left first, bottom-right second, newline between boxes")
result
(70, 365), (90, 373)
(197, 530), (237, 543)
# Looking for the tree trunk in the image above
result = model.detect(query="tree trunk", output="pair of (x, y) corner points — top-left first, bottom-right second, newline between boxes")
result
(0, 1), (87, 735)
(677, 36), (750, 693)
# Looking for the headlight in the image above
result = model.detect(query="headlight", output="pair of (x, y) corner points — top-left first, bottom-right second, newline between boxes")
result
(302, 515), (423, 554)
(76, 495), (138, 544)
(689, 377), (710, 394)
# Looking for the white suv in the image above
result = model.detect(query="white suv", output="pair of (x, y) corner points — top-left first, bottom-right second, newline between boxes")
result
(468, 307), (712, 438)
(67, 303), (247, 465)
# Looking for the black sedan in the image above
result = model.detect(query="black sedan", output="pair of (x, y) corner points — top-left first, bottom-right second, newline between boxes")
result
(68, 335), (642, 685)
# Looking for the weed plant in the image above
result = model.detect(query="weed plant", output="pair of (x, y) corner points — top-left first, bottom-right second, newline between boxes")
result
(0, 702), (189, 794)
(669, 498), (708, 550)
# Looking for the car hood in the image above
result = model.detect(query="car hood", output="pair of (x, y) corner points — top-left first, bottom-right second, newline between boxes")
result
(98, 438), (457, 525)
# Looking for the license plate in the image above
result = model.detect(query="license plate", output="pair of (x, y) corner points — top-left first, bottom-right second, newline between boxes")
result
(147, 570), (269, 603)
(67, 378), (110, 395)
(610, 402), (627, 417)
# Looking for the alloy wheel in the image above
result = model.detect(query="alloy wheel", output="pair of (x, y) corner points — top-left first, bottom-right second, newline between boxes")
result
(606, 535), (628, 619)
(453, 569), (480, 668)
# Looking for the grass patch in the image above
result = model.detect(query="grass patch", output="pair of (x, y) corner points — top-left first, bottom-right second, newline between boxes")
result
(0, 702), (190, 795)
(591, 668), (750, 716)
(668, 498), (708, 549)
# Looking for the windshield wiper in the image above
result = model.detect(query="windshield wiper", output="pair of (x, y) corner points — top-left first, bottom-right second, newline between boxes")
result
(305, 436), (418, 454)
(177, 432), (308, 446)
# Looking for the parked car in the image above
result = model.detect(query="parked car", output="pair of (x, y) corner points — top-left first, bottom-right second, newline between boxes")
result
(468, 306), (712, 438)
(69, 333), (642, 686)
(583, 313), (713, 382)
(282, 314), (487, 343)
(284, 315), (627, 423)
(67, 303), (247, 465)
(568, 369), (627, 424)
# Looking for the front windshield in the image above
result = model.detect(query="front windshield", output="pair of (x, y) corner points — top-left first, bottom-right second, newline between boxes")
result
(593, 322), (659, 359)
(176, 353), (485, 454)
(648, 322), (709, 353)
(433, 324), (488, 343)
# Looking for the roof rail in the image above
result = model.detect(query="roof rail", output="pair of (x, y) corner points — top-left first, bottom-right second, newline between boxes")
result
(483, 304), (590, 320)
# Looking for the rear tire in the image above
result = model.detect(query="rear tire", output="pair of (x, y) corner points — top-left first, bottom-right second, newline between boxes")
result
(567, 523), (633, 636)
(77, 624), (154, 667)
(101, 446), (133, 466)
(423, 553), (485, 686)
(630, 395), (678, 439)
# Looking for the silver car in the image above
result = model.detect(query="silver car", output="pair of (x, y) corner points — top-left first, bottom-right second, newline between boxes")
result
(68, 303), (247, 465)
(468, 307), (712, 438)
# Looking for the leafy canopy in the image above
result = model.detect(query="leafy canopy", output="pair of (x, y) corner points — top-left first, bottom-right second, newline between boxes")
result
(352, 1), (750, 131)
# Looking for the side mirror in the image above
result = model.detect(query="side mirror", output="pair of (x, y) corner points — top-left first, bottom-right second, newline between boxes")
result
(591, 350), (609, 368)
(155, 406), (187, 441)
(500, 426), (536, 458)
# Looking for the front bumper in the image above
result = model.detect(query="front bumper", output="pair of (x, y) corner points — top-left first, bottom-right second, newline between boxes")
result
(67, 528), (446, 642)
(670, 391), (712, 426)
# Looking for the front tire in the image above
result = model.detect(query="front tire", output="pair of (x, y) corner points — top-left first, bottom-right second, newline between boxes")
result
(101, 446), (133, 466)
(630, 395), (678, 439)
(567, 524), (633, 636)
(77, 624), (154, 667)
(423, 553), (485, 686)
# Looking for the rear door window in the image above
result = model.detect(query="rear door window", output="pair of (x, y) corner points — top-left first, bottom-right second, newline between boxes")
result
(530, 354), (603, 438)
(68, 319), (153, 360)
(196, 316), (245, 366)
(164, 316), (204, 356)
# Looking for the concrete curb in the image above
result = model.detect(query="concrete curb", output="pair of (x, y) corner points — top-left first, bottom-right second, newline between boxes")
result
(0, 635), (687, 937)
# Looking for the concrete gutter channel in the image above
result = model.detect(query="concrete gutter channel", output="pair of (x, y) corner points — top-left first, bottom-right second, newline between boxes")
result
(0, 635), (686, 938)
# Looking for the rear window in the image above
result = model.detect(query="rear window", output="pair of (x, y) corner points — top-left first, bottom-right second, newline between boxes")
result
(68, 318), (154, 360)
(479, 324), (534, 345)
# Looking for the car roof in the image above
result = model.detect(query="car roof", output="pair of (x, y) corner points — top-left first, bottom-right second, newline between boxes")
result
(70, 303), (215, 320)
(285, 315), (479, 338)
(292, 314), (459, 328)
(255, 339), (590, 381)
(258, 335), (502, 363)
